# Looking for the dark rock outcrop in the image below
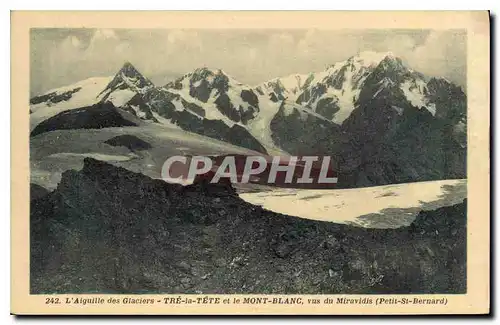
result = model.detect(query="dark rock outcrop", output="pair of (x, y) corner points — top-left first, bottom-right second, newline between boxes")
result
(270, 101), (344, 156)
(337, 77), (466, 188)
(30, 158), (466, 294)
(30, 183), (50, 201)
(30, 87), (82, 106)
(272, 53), (467, 188)
(104, 135), (152, 151)
(30, 102), (140, 137)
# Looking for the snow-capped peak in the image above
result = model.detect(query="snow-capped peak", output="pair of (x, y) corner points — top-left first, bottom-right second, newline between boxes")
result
(187, 67), (247, 87)
(256, 73), (312, 101)
(94, 62), (154, 108)
(120, 61), (141, 75)
(325, 51), (396, 71)
(350, 51), (395, 67)
(98, 62), (153, 100)
(191, 67), (217, 78)
(166, 66), (251, 95)
(112, 62), (153, 90)
(189, 67), (231, 78)
(255, 51), (419, 125)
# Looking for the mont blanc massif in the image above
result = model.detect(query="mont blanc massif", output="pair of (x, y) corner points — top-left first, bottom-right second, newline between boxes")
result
(30, 51), (467, 294)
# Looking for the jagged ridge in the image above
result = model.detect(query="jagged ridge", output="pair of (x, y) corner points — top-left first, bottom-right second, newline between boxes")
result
(29, 55), (467, 186)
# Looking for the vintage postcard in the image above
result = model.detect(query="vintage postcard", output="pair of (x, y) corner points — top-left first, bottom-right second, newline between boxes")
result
(11, 11), (490, 315)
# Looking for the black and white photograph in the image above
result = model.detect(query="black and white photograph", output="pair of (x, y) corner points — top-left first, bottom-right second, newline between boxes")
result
(29, 27), (468, 294)
(10, 10), (490, 315)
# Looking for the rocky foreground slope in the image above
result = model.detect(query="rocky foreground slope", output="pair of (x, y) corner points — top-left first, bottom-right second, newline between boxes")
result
(31, 158), (466, 294)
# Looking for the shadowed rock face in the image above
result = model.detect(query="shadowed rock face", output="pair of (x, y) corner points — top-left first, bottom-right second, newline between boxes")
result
(104, 135), (152, 151)
(336, 102), (466, 188)
(31, 158), (466, 294)
(30, 183), (50, 201)
(261, 53), (467, 188)
(120, 93), (156, 121)
(270, 101), (344, 156)
(30, 102), (140, 137)
(30, 87), (82, 106)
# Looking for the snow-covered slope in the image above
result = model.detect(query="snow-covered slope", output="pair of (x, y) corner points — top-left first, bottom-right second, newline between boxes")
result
(254, 51), (392, 124)
(30, 77), (113, 130)
(30, 63), (158, 131)
(164, 67), (260, 125)
(255, 73), (312, 102)
(163, 67), (340, 154)
(30, 122), (263, 190)
(239, 179), (466, 228)
(30, 63), (271, 154)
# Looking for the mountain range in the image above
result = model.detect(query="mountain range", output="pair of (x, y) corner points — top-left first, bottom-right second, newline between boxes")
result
(29, 51), (468, 294)
(30, 51), (467, 187)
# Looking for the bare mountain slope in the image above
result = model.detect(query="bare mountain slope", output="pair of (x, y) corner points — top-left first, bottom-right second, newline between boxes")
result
(31, 158), (466, 294)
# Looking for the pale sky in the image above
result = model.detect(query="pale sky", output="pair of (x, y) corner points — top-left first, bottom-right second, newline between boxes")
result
(30, 28), (466, 96)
